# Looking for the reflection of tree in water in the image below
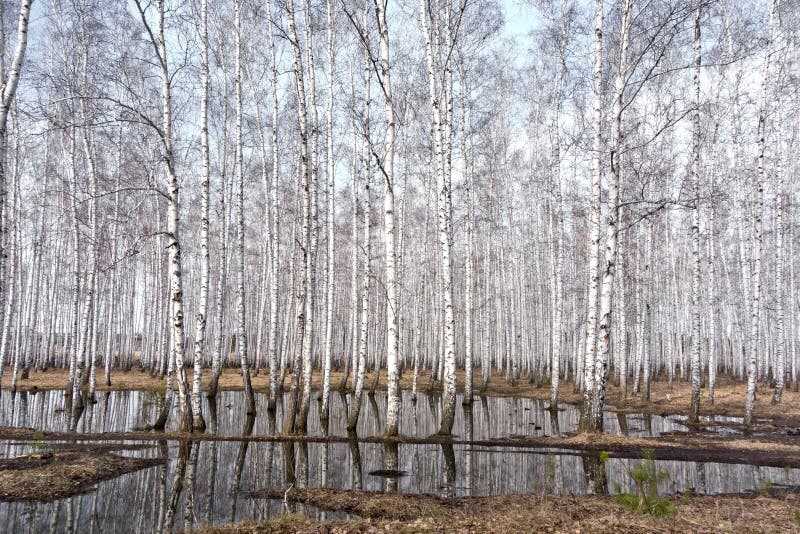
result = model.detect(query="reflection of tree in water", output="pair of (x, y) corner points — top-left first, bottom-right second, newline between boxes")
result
(230, 414), (256, 521)
(696, 462), (707, 494)
(71, 392), (86, 431)
(464, 403), (473, 496)
(204, 397), (219, 526)
(157, 439), (169, 531)
(183, 440), (200, 532)
(480, 395), (490, 433)
(548, 407), (562, 438)
(583, 455), (608, 495)
(368, 391), (381, 430)
(5, 391), (800, 532)
(427, 390), (440, 425)
(319, 398), (329, 485)
(348, 431), (363, 491)
(165, 440), (189, 532)
(282, 440), (295, 487)
(296, 441), (310, 488)
(617, 412), (629, 436)
(383, 441), (399, 493)
(441, 443), (456, 499)
(8, 389), (692, 440)
(265, 408), (277, 486)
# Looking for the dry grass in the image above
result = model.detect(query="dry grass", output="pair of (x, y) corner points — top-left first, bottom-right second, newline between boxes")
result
(201, 488), (800, 533)
(4, 367), (800, 424)
(0, 450), (165, 502)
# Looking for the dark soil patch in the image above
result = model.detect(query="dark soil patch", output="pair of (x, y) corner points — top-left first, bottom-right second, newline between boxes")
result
(0, 450), (165, 502)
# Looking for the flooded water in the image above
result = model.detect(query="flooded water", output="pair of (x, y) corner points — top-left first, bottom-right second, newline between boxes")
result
(0, 389), (796, 533)
(0, 388), (690, 438)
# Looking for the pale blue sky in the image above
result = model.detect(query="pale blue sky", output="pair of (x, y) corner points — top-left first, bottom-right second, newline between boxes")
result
(502, 0), (545, 39)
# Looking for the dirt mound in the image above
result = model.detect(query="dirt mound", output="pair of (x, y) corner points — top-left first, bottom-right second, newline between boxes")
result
(0, 450), (165, 502)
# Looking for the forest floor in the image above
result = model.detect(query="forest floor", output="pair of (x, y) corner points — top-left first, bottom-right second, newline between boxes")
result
(3, 365), (800, 425)
(200, 487), (800, 533)
(0, 446), (164, 502)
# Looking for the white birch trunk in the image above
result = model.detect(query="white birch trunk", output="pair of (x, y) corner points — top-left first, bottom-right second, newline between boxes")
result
(266, 0), (281, 410)
(297, 0), (321, 433)
(772, 82), (785, 403)
(374, 0), (400, 437)
(0, 0), (31, 335)
(580, 0), (604, 431)
(343, 64), (360, 392)
(419, 0), (455, 435)
(143, 0), (193, 431)
(593, 0), (630, 430)
(283, 0), (312, 435)
(745, 0), (777, 426)
(234, 0), (256, 416)
(104, 126), (122, 387)
(689, 6), (702, 424)
(461, 75), (474, 405)
(191, 0), (210, 430)
(347, 32), (371, 431)
(321, 0), (336, 421)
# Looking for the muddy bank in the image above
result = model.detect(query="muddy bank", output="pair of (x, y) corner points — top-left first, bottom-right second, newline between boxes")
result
(3, 426), (800, 469)
(0, 450), (165, 502)
(203, 488), (800, 533)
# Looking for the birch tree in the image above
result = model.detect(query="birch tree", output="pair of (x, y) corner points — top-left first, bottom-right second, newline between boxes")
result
(579, 0), (604, 432)
(320, 0), (337, 423)
(283, 0), (312, 435)
(591, 0), (631, 431)
(234, 0), (256, 416)
(373, 0), (401, 437)
(347, 0), (372, 433)
(0, 0), (32, 379)
(191, 0), (211, 431)
(688, 3), (702, 424)
(266, 0), (281, 411)
(744, 0), (778, 427)
(133, 0), (192, 431)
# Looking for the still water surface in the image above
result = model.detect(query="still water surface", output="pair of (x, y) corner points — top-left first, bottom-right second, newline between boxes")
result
(0, 389), (795, 533)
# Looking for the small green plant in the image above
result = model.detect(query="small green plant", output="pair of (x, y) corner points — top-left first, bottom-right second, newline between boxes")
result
(614, 449), (676, 517)
(26, 431), (47, 449)
(599, 451), (610, 463)
(423, 506), (440, 518)
(793, 509), (800, 524)
(756, 480), (773, 496)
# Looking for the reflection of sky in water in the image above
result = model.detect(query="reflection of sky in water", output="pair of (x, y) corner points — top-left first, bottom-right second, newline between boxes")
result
(0, 390), (795, 532)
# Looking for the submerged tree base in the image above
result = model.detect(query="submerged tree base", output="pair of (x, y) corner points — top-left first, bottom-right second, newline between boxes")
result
(204, 488), (800, 533)
(0, 449), (165, 502)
